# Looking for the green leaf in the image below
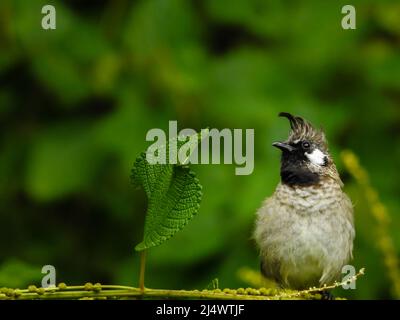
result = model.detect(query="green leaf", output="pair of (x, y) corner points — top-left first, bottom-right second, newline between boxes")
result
(131, 131), (206, 251)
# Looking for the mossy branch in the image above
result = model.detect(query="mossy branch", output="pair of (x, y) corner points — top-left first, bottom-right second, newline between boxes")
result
(0, 268), (365, 300)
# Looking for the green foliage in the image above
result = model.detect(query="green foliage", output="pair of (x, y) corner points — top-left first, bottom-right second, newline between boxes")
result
(0, 0), (399, 299)
(0, 260), (41, 288)
(131, 132), (204, 251)
(25, 124), (101, 200)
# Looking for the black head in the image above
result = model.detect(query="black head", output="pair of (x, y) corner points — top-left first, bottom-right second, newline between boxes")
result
(273, 112), (333, 186)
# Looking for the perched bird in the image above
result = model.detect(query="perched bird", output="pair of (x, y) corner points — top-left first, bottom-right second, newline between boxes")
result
(254, 112), (355, 290)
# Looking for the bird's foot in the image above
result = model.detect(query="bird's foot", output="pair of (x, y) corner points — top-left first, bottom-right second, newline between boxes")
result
(319, 290), (334, 300)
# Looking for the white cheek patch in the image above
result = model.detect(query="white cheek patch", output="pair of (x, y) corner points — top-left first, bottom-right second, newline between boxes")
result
(305, 148), (326, 166)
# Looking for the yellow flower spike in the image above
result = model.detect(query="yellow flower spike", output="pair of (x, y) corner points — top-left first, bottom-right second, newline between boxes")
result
(341, 150), (400, 299)
(237, 267), (276, 288)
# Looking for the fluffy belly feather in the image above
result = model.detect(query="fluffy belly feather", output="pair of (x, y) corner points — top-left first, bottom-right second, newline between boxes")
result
(255, 183), (355, 290)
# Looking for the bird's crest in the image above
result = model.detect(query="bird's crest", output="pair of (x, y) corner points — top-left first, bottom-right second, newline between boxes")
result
(279, 112), (327, 150)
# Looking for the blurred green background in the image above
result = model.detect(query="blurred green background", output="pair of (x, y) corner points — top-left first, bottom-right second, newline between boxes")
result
(0, 0), (399, 299)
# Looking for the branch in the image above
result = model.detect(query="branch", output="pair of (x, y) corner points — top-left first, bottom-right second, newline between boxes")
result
(0, 268), (365, 300)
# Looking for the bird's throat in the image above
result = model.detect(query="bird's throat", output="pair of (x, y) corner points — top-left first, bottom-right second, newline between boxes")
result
(280, 167), (320, 186)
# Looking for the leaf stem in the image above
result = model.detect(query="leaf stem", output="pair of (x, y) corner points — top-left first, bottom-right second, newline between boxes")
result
(139, 250), (146, 292)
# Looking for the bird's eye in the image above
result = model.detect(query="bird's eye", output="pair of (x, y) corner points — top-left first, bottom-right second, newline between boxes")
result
(302, 141), (310, 149)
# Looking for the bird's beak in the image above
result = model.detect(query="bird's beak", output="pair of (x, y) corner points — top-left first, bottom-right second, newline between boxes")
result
(272, 142), (296, 152)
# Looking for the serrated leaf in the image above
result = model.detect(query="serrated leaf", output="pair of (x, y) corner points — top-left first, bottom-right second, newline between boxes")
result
(131, 131), (207, 251)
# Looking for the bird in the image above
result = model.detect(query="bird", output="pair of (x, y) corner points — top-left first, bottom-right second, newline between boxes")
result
(254, 112), (355, 290)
